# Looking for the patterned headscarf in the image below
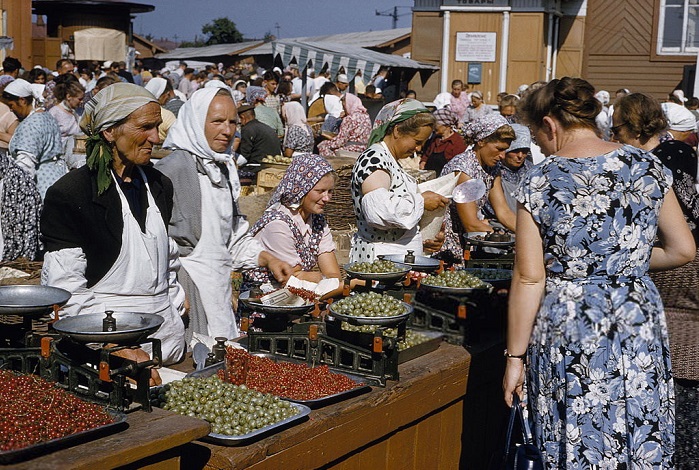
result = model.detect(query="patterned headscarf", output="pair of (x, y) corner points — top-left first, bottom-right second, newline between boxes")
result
(343, 93), (366, 115)
(433, 107), (459, 128)
(462, 114), (509, 142)
(246, 86), (267, 104)
(79, 83), (158, 195)
(267, 153), (334, 210)
(368, 98), (431, 146)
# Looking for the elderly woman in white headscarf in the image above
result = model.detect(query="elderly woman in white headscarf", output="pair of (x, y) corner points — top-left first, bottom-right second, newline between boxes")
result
(41, 83), (186, 371)
(156, 87), (293, 342)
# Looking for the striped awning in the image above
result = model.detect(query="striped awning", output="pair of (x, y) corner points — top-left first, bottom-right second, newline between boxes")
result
(272, 39), (438, 84)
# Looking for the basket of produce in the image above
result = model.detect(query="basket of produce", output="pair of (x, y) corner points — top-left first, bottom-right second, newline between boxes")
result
(0, 370), (125, 464)
(184, 348), (371, 408)
(154, 375), (309, 446)
(343, 259), (411, 284)
(323, 164), (355, 230)
(328, 291), (412, 326)
(419, 270), (493, 295)
(261, 154), (292, 166)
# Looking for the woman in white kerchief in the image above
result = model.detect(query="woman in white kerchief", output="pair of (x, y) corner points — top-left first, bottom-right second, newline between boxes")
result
(41, 83), (186, 370)
(156, 87), (293, 342)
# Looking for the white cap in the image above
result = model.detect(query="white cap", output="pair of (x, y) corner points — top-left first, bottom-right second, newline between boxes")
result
(4, 78), (34, 98)
(145, 77), (167, 99)
(337, 74), (349, 84)
(102, 60), (114, 69)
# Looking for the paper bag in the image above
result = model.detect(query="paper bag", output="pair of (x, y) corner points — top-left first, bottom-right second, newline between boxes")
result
(418, 173), (459, 241)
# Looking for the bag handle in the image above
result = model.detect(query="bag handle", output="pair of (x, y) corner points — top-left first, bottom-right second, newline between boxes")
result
(504, 393), (534, 462)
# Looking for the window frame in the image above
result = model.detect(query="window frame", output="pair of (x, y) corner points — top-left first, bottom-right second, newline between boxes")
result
(656, 0), (698, 55)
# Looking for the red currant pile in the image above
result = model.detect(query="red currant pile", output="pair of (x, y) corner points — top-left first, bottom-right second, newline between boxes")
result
(219, 348), (362, 401)
(286, 286), (317, 302)
(0, 370), (114, 451)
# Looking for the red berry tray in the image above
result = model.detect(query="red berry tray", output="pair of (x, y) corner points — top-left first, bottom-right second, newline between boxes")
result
(0, 410), (126, 464)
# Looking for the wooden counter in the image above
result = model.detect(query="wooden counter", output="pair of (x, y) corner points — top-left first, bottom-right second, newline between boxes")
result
(181, 342), (471, 470)
(7, 407), (210, 470)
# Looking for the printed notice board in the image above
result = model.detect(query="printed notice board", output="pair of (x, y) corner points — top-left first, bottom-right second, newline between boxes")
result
(455, 32), (497, 62)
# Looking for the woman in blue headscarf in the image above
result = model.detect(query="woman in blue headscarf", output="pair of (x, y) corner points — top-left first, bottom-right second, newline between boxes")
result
(350, 98), (449, 262)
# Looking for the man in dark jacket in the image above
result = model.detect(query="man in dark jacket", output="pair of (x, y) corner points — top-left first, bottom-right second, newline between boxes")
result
(237, 103), (281, 173)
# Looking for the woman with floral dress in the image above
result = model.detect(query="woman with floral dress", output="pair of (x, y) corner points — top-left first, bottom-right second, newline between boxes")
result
(503, 77), (696, 468)
(318, 93), (371, 158)
(281, 101), (313, 157)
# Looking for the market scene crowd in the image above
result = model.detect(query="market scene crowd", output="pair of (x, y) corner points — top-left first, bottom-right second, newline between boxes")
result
(2, 53), (699, 467)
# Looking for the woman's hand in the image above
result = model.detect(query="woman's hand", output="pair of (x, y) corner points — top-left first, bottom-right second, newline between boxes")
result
(110, 346), (162, 386)
(503, 357), (525, 407)
(422, 190), (449, 211)
(423, 229), (445, 253)
(258, 251), (295, 283)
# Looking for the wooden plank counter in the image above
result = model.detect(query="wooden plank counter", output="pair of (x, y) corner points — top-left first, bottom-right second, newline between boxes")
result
(181, 342), (471, 470)
(7, 407), (210, 470)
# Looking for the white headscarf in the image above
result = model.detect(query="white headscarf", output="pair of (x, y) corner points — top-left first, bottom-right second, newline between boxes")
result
(145, 77), (168, 100)
(433, 92), (452, 110)
(204, 80), (231, 92)
(162, 87), (241, 198)
(662, 102), (697, 132)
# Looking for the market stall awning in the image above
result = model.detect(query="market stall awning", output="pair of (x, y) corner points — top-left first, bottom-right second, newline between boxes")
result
(156, 41), (263, 60)
(271, 39), (438, 85)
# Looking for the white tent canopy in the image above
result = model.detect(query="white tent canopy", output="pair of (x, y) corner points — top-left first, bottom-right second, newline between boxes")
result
(74, 28), (126, 61)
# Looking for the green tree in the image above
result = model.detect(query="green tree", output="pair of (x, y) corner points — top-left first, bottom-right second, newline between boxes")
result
(202, 17), (244, 45)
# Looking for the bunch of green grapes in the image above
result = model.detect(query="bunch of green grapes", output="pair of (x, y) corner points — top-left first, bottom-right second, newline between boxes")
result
(422, 270), (489, 288)
(348, 260), (401, 273)
(161, 376), (298, 436)
(331, 292), (406, 317)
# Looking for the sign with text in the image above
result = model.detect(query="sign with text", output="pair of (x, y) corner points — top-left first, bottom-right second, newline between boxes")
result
(444, 0), (509, 6)
(455, 32), (497, 62)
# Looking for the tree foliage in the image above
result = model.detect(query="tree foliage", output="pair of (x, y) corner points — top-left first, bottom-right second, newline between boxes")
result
(202, 17), (244, 45)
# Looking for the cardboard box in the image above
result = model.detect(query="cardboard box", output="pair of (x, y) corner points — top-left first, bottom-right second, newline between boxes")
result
(256, 167), (286, 189)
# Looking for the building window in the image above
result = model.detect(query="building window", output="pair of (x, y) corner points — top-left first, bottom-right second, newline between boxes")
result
(658, 0), (699, 54)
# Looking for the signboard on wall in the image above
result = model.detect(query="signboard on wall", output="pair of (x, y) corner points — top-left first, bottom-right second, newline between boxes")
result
(467, 63), (482, 84)
(455, 32), (497, 62)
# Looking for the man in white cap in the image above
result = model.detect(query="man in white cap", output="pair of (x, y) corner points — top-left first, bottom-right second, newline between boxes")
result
(335, 73), (349, 94)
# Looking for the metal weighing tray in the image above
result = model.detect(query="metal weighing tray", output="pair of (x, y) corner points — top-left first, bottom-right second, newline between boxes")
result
(201, 402), (310, 446)
(327, 301), (413, 327)
(52, 312), (164, 343)
(187, 355), (372, 409)
(382, 254), (441, 273)
(462, 268), (512, 290)
(0, 285), (71, 316)
(397, 330), (444, 364)
(343, 262), (411, 284)
(418, 280), (493, 296)
(464, 236), (515, 248)
(0, 410), (127, 464)
(238, 291), (316, 316)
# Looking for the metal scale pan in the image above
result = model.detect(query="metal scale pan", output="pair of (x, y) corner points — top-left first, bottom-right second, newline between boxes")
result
(418, 279), (494, 296)
(343, 261), (412, 284)
(238, 291), (316, 316)
(0, 285), (71, 316)
(327, 301), (413, 327)
(382, 254), (441, 273)
(52, 312), (164, 343)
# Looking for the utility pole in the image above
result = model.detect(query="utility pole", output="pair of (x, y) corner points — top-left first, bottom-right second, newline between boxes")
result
(375, 6), (409, 29)
(275, 23), (281, 39)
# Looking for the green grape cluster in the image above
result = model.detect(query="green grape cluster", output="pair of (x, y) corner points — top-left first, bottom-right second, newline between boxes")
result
(465, 269), (512, 280)
(422, 270), (489, 288)
(348, 260), (401, 273)
(161, 376), (299, 436)
(340, 322), (431, 351)
(332, 292), (406, 317)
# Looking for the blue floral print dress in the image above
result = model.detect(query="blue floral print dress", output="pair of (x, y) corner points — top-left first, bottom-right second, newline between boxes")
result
(516, 145), (675, 468)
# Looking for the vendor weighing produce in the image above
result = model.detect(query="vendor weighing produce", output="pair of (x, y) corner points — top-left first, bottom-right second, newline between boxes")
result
(41, 83), (186, 370)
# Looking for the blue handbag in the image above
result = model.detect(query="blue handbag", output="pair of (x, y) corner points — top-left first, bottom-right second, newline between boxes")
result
(504, 394), (546, 470)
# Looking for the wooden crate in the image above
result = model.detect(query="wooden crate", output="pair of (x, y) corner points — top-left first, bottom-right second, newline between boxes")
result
(256, 167), (286, 189)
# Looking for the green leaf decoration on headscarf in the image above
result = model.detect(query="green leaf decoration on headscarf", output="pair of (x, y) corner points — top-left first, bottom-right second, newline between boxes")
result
(85, 133), (114, 195)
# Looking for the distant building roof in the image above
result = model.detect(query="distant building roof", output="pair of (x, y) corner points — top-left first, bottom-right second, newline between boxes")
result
(156, 41), (265, 60)
(33, 0), (155, 14)
(241, 28), (412, 56)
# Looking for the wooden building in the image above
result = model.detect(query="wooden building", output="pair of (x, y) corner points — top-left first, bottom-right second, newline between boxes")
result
(410, 0), (698, 102)
(32, 0), (154, 67)
(0, 0), (33, 68)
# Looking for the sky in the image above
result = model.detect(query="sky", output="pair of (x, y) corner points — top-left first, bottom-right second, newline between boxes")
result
(133, 0), (415, 43)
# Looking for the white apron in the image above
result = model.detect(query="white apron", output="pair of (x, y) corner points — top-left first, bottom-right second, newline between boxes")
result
(89, 168), (185, 364)
(179, 173), (238, 339)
